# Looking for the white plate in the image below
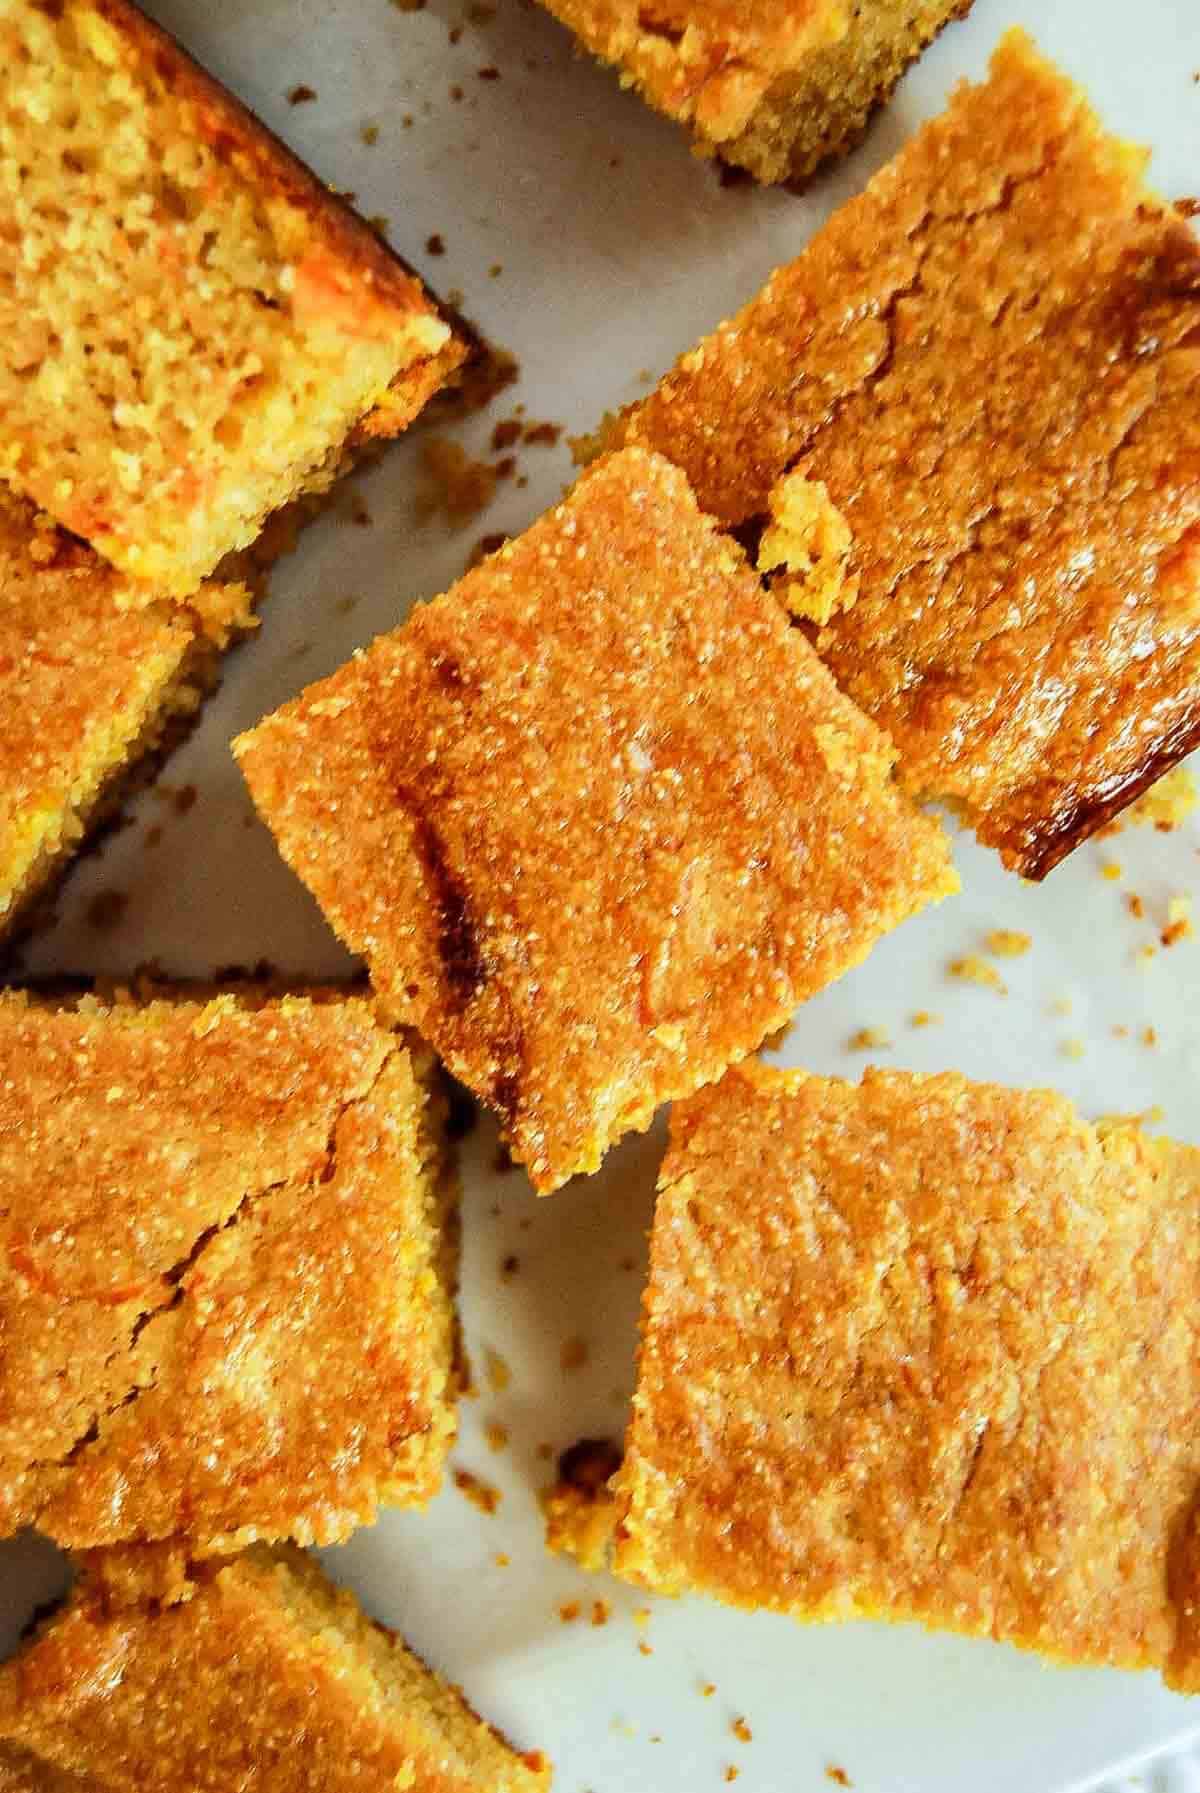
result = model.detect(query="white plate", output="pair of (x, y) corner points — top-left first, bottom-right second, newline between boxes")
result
(3, 1), (1200, 1788)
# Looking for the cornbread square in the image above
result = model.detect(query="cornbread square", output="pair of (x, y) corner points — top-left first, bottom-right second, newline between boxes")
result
(0, 490), (224, 942)
(0, 987), (459, 1551)
(609, 31), (1200, 875)
(534, 0), (971, 186)
(0, 1546), (550, 1792)
(589, 1061), (1200, 1688)
(236, 447), (956, 1193)
(0, 0), (465, 596)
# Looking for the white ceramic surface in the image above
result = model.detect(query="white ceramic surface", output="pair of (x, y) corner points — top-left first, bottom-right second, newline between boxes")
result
(2, 1), (1200, 1788)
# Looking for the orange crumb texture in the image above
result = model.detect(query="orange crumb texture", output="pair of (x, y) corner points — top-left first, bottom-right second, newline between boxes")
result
(0, 0), (464, 595)
(984, 930), (1031, 958)
(532, 0), (969, 185)
(611, 31), (1200, 877)
(949, 956), (1006, 994)
(732, 1718), (752, 1743)
(602, 1059), (1200, 1690)
(454, 1469), (501, 1516)
(826, 1769), (853, 1789)
(236, 447), (954, 1193)
(0, 1545), (550, 1790)
(0, 988), (459, 1552)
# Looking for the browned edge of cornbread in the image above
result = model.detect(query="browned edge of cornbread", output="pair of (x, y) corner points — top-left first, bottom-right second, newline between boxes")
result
(87, 0), (468, 412)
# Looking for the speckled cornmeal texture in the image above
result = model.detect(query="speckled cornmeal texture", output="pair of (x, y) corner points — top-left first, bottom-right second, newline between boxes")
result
(236, 447), (956, 1194)
(0, 988), (459, 1551)
(0, 0), (465, 595)
(605, 1061), (1200, 1688)
(535, 0), (971, 186)
(0, 1546), (551, 1792)
(0, 489), (232, 942)
(609, 31), (1200, 876)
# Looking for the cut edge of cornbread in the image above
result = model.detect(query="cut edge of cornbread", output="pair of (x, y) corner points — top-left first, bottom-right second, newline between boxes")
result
(538, 0), (972, 185)
(0, 0), (467, 596)
(0, 1545), (552, 1792)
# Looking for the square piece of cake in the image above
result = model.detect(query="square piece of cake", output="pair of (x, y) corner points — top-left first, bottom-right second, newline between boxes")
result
(0, 0), (465, 595)
(533, 0), (971, 186)
(0, 985), (459, 1551)
(556, 1061), (1200, 1689)
(0, 1546), (549, 1792)
(607, 31), (1200, 875)
(236, 447), (956, 1193)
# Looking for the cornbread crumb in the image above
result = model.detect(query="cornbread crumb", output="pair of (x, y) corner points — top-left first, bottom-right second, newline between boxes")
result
(1061, 1037), (1086, 1060)
(1136, 944), (1158, 967)
(910, 1010), (942, 1028)
(948, 956), (1007, 995)
(237, 447), (954, 1193)
(454, 1468), (501, 1515)
(0, 1546), (549, 1790)
(848, 1026), (891, 1052)
(757, 472), (857, 625)
(1102, 861), (1124, 881)
(701, 1684), (717, 1699)
(1050, 996), (1073, 1017)
(826, 1770), (853, 1789)
(590, 1600), (611, 1627)
(638, 1640), (654, 1656)
(558, 1601), (581, 1624)
(495, 1552), (510, 1567)
(724, 1770), (739, 1784)
(485, 1422), (509, 1453)
(1162, 895), (1194, 947)
(485, 1349), (512, 1393)
(1124, 766), (1198, 832)
(418, 438), (499, 524)
(732, 1718), (752, 1744)
(1129, 893), (1147, 920)
(984, 929), (1032, 958)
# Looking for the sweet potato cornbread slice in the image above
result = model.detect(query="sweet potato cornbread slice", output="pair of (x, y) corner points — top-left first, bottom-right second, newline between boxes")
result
(0, 0), (465, 595)
(0, 1546), (550, 1792)
(609, 31), (1200, 875)
(0, 988), (459, 1551)
(596, 1062), (1200, 1687)
(0, 489), (222, 943)
(236, 447), (956, 1194)
(534, 0), (971, 186)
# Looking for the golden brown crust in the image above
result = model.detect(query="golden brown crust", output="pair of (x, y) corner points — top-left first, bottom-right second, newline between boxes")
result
(237, 447), (955, 1193)
(0, 987), (458, 1550)
(0, 1547), (551, 1792)
(613, 31), (1200, 873)
(535, 0), (971, 184)
(609, 1061), (1200, 1688)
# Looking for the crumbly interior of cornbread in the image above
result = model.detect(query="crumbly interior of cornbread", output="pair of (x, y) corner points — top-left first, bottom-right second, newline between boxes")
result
(757, 470), (858, 625)
(237, 446), (955, 1194)
(0, 490), (232, 941)
(607, 1061), (1200, 1689)
(0, 1546), (550, 1792)
(0, 988), (459, 1551)
(539, 0), (968, 183)
(614, 31), (1200, 874)
(0, 1746), (93, 1792)
(0, 0), (459, 594)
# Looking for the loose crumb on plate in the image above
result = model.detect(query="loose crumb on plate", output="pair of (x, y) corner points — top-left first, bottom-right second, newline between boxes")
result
(453, 1468), (501, 1515)
(984, 928), (1031, 957)
(948, 955), (1007, 994)
(484, 1348), (511, 1394)
(731, 1718), (752, 1743)
(848, 1025), (891, 1052)
(910, 1010), (942, 1028)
